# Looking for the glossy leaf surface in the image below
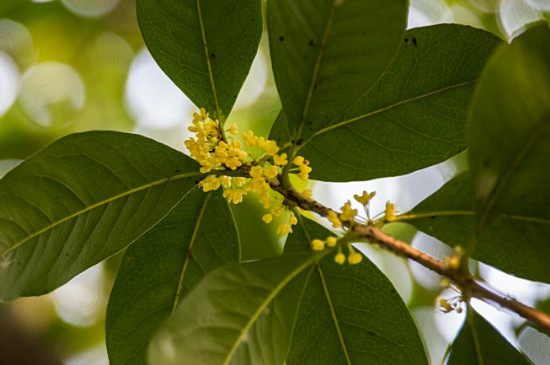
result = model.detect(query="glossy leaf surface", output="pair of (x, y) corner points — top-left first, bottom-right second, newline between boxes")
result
(0, 131), (200, 299)
(137, 0), (262, 121)
(405, 173), (550, 283)
(268, 0), (407, 144)
(106, 189), (239, 365)
(271, 24), (501, 182)
(447, 309), (530, 365)
(284, 216), (429, 364)
(148, 253), (320, 365)
(468, 23), (550, 240)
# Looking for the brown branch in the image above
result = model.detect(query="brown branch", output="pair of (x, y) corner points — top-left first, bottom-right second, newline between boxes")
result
(268, 175), (550, 335)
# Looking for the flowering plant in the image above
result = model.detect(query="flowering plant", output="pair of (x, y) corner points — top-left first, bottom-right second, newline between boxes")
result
(1, 1), (550, 364)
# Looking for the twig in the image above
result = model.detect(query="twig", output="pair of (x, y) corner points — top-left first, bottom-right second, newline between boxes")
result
(268, 176), (550, 335)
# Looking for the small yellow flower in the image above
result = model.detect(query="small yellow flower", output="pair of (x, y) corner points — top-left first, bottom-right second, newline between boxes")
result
(273, 153), (288, 166)
(242, 130), (258, 147)
(385, 201), (397, 222)
(225, 156), (242, 170)
(303, 188), (313, 198)
(234, 177), (246, 187)
(297, 164), (312, 181)
(193, 108), (208, 122)
(264, 140), (279, 155)
(262, 214), (273, 223)
(348, 252), (363, 265)
(232, 189), (246, 204)
(334, 252), (346, 265)
(293, 156), (304, 165)
(257, 137), (266, 149)
(259, 193), (271, 209)
(339, 201), (357, 221)
(448, 255), (460, 270)
(220, 176), (231, 188)
(327, 210), (342, 228)
(249, 166), (264, 178)
(272, 207), (282, 217)
(311, 239), (325, 251)
(228, 123), (238, 135)
(326, 236), (337, 247)
(223, 189), (246, 204)
(264, 165), (279, 179)
(277, 223), (292, 235)
(199, 175), (221, 192)
(354, 191), (376, 205)
(288, 215), (298, 225)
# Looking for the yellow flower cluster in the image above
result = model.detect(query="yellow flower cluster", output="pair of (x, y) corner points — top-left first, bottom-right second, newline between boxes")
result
(311, 236), (363, 265)
(311, 236), (338, 251)
(313, 193), (380, 265)
(335, 245), (363, 265)
(292, 156), (312, 181)
(185, 109), (310, 235)
(326, 198), (361, 229)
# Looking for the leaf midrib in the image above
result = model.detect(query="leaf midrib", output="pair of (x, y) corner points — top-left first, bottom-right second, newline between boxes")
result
(289, 0), (338, 155)
(317, 265), (352, 365)
(476, 120), (550, 232)
(300, 79), (478, 148)
(171, 191), (211, 313)
(395, 210), (550, 225)
(196, 0), (222, 122)
(1, 171), (202, 259)
(298, 214), (351, 364)
(222, 253), (325, 365)
(468, 310), (485, 365)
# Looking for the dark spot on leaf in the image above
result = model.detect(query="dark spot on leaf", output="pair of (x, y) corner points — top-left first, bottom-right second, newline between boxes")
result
(296, 139), (303, 145)
(430, 216), (436, 219)
(456, 147), (466, 154)
(279, 36), (284, 41)
(412, 38), (417, 46)
(233, 94), (237, 98)
(404, 38), (409, 43)
(195, 180), (200, 184)
(211, 53), (216, 58)
(176, 169), (181, 173)
(309, 40), (315, 46)
(314, 83), (318, 90)
(251, 18), (254, 22)
(307, 121), (312, 125)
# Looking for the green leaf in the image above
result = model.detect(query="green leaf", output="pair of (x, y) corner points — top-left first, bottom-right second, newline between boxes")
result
(267, 0), (407, 146)
(272, 24), (502, 182)
(447, 308), (530, 365)
(404, 172), (550, 283)
(148, 252), (320, 365)
(0, 0), (20, 16)
(285, 216), (429, 364)
(0, 131), (201, 300)
(468, 23), (550, 244)
(137, 0), (262, 121)
(106, 189), (239, 365)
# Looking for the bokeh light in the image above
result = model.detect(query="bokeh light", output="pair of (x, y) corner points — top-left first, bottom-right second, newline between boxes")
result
(60, 0), (121, 18)
(125, 48), (196, 130)
(19, 62), (85, 128)
(0, 51), (19, 118)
